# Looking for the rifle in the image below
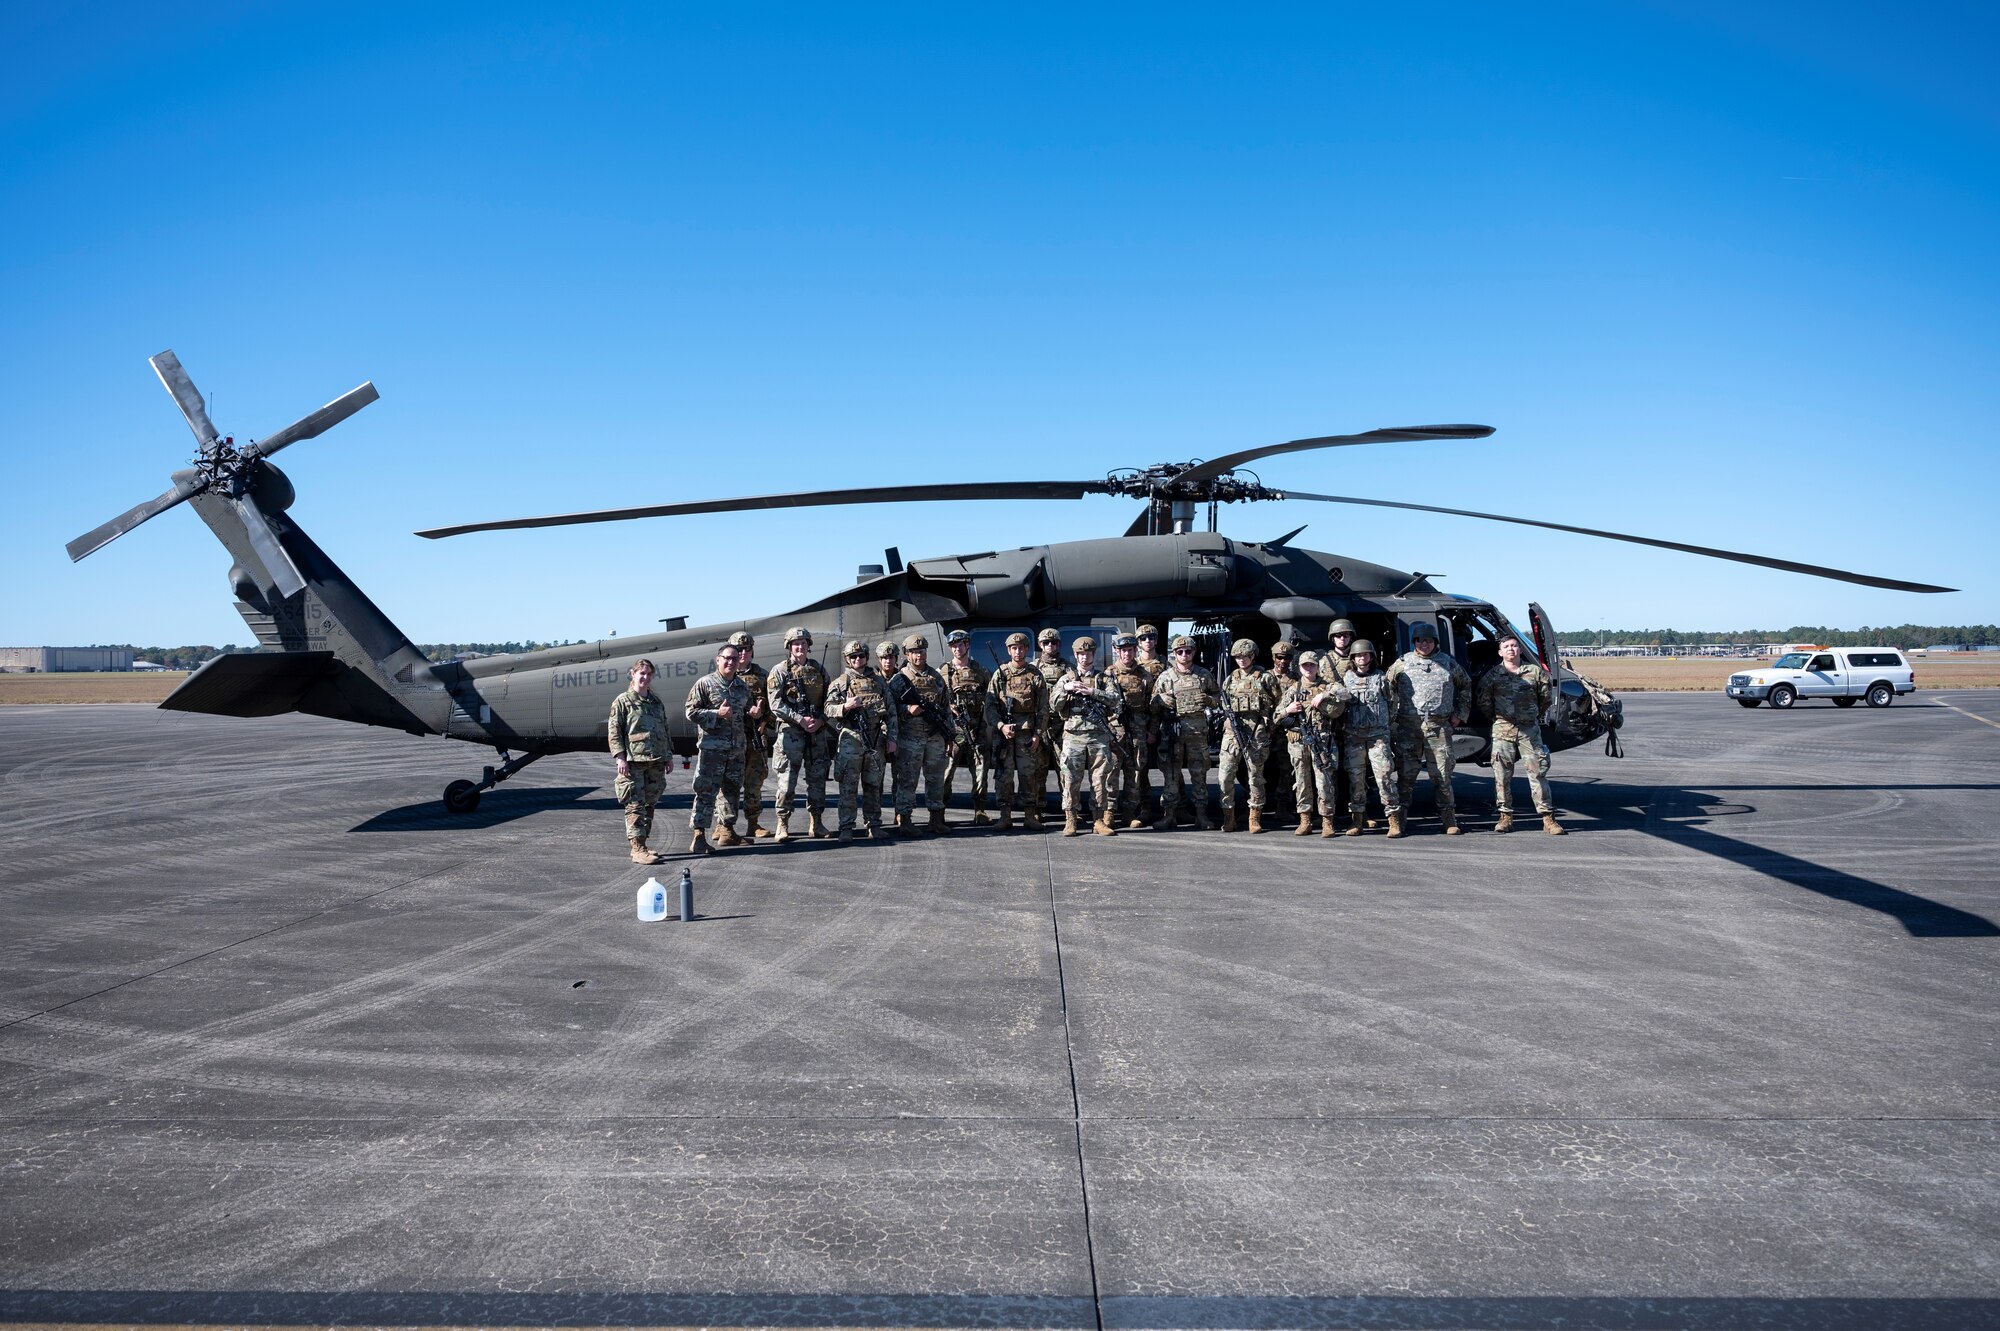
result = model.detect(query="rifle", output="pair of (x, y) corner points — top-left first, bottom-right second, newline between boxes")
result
(893, 668), (955, 739)
(1216, 656), (1249, 755)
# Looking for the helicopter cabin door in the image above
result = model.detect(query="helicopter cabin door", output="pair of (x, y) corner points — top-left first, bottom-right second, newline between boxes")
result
(1526, 602), (1574, 686)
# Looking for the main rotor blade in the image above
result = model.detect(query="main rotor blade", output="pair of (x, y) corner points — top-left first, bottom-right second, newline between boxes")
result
(150, 350), (220, 446)
(1175, 425), (1494, 486)
(417, 480), (1108, 539)
(243, 382), (380, 461)
(1281, 491), (1956, 593)
(235, 497), (308, 598)
(65, 468), (204, 562)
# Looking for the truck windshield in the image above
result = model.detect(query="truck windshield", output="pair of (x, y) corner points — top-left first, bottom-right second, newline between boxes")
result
(1772, 652), (1811, 669)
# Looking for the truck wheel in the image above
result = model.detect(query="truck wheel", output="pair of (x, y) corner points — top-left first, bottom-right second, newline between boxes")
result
(1865, 682), (1894, 708)
(1768, 685), (1797, 709)
(1833, 697), (1857, 708)
(1737, 699), (1761, 708)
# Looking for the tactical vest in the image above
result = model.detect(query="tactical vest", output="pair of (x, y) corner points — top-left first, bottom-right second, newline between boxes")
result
(896, 664), (950, 737)
(1343, 672), (1394, 736)
(944, 660), (989, 729)
(769, 659), (828, 730)
(1395, 653), (1459, 718)
(1156, 667), (1213, 717)
(737, 661), (770, 742)
(1058, 668), (1116, 735)
(993, 662), (1042, 727)
(1107, 662), (1152, 711)
(1223, 669), (1276, 722)
(832, 668), (888, 742)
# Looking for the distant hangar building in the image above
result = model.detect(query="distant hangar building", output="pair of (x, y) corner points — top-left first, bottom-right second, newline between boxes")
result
(0, 647), (135, 672)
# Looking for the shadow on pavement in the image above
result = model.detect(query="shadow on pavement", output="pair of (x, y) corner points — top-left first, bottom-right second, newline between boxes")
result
(2, 1288), (1994, 1329)
(348, 786), (617, 832)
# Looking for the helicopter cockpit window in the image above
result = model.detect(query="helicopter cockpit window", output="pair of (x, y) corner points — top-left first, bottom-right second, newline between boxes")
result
(1441, 606), (1508, 678)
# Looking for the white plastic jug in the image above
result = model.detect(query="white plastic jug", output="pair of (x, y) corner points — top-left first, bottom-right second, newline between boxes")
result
(636, 877), (669, 921)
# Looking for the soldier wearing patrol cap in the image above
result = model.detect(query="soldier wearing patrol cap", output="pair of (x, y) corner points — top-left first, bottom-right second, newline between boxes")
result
(888, 633), (954, 835)
(1278, 649), (1348, 837)
(1150, 633), (1219, 830)
(824, 638), (895, 840)
(1054, 634), (1121, 836)
(1217, 638), (1283, 833)
(766, 626), (833, 841)
(1105, 631), (1156, 828)
(1385, 621), (1472, 834)
(985, 631), (1050, 830)
(941, 628), (993, 826)
(1032, 628), (1069, 814)
(726, 630), (774, 840)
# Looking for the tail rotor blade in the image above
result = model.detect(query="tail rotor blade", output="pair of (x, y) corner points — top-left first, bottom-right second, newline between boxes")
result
(150, 350), (220, 446)
(236, 497), (308, 598)
(1281, 490), (1957, 594)
(65, 468), (204, 562)
(243, 382), (380, 460)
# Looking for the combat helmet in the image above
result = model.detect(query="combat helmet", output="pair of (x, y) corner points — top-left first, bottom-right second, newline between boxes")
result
(1168, 634), (1195, 652)
(727, 630), (754, 648)
(1328, 618), (1356, 637)
(1409, 622), (1439, 643)
(901, 633), (930, 653)
(783, 626), (812, 646)
(876, 640), (899, 658)
(1071, 635), (1098, 654)
(1004, 631), (1031, 648)
(842, 639), (868, 658)
(945, 629), (970, 645)
(1037, 627), (1061, 645)
(1349, 638), (1378, 659)
(1112, 631), (1137, 648)
(1230, 638), (1258, 658)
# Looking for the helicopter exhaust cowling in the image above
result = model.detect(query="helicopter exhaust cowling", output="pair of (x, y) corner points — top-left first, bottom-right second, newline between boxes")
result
(931, 534), (1247, 617)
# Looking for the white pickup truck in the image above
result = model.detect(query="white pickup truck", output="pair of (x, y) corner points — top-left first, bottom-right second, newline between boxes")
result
(1727, 648), (1916, 709)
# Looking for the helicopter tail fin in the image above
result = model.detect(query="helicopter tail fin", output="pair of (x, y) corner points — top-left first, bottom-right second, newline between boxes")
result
(159, 482), (449, 735)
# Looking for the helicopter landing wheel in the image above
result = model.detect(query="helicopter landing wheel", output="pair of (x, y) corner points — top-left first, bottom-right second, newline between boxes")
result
(443, 779), (482, 814)
(1767, 685), (1797, 709)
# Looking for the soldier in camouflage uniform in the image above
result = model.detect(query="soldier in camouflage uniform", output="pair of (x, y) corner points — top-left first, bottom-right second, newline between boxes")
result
(1278, 650), (1349, 837)
(1385, 622), (1473, 834)
(1476, 636), (1565, 835)
(609, 659), (672, 864)
(684, 643), (753, 855)
(1323, 619), (1359, 680)
(1135, 624), (1169, 818)
(888, 634), (954, 836)
(727, 630), (775, 841)
(1032, 627), (1069, 814)
(875, 640), (901, 796)
(1341, 640), (1405, 838)
(985, 632), (1050, 831)
(1216, 638), (1284, 833)
(1151, 634), (1219, 831)
(1265, 639), (1300, 826)
(941, 629), (993, 826)
(767, 627), (833, 842)
(1054, 635), (1121, 836)
(1105, 632), (1156, 828)
(825, 639), (896, 841)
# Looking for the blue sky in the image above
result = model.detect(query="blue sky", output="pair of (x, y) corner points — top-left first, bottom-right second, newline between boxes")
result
(4, 2), (1994, 646)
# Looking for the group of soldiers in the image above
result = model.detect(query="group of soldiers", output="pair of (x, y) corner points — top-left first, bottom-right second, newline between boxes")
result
(606, 621), (1566, 863)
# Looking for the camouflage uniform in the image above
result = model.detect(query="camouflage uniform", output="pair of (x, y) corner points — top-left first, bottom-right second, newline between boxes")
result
(1279, 666), (1348, 827)
(1135, 625), (1169, 812)
(1341, 666), (1402, 822)
(1033, 635), (1069, 808)
(1217, 652), (1283, 826)
(1478, 661), (1557, 818)
(767, 640), (833, 828)
(1151, 643), (1219, 828)
(1054, 641), (1120, 833)
(875, 642), (901, 793)
(826, 646), (896, 835)
(684, 669), (751, 832)
(608, 687), (671, 848)
(888, 638), (953, 826)
(1104, 649), (1156, 826)
(985, 646), (1051, 826)
(941, 647), (991, 822)
(1386, 645), (1472, 821)
(730, 633), (773, 836)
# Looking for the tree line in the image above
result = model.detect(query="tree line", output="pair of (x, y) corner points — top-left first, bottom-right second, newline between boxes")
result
(1554, 625), (2000, 649)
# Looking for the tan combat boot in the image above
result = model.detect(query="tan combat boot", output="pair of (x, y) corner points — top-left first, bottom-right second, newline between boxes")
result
(1062, 810), (1080, 837)
(1247, 809), (1264, 835)
(1221, 808), (1237, 833)
(746, 811), (770, 840)
(1441, 814), (1463, 836)
(1385, 812), (1407, 839)
(1320, 813), (1338, 839)
(928, 809), (948, 835)
(1543, 813), (1567, 836)
(1343, 823), (1364, 837)
(1094, 813), (1116, 836)
(1294, 813), (1314, 837)
(688, 829), (713, 855)
(774, 815), (794, 844)
(630, 840), (662, 865)
(1494, 813), (1514, 834)
(713, 824), (744, 849)
(807, 809), (827, 840)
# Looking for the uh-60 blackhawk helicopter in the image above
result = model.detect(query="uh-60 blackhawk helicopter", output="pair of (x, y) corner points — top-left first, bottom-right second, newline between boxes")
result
(70, 351), (1955, 814)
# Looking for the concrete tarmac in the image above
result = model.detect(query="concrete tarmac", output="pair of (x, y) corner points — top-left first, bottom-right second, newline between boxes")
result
(2, 694), (1996, 1329)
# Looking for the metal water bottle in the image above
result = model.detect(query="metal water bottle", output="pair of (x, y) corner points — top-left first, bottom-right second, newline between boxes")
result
(678, 867), (695, 922)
